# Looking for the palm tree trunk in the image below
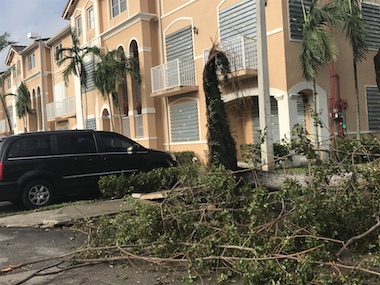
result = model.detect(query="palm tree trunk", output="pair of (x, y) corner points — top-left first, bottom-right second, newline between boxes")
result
(313, 80), (320, 155)
(118, 105), (123, 134)
(0, 95), (13, 134)
(23, 117), (27, 133)
(353, 59), (361, 140)
(108, 95), (115, 131)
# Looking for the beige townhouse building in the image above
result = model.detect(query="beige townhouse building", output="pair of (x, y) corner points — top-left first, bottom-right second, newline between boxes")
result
(1, 0), (380, 165)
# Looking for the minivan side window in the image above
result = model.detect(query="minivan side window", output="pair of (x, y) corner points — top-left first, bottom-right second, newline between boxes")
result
(56, 133), (96, 154)
(8, 137), (52, 158)
(99, 133), (134, 152)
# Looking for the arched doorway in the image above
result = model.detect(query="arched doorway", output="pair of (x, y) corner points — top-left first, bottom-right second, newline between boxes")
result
(288, 82), (330, 160)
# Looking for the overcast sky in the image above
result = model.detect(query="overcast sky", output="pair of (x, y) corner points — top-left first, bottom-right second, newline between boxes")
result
(0, 0), (69, 71)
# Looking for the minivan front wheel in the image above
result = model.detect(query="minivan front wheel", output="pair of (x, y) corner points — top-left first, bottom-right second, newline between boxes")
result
(22, 180), (53, 209)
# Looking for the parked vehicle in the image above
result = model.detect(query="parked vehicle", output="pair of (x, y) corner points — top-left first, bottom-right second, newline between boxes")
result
(0, 130), (178, 209)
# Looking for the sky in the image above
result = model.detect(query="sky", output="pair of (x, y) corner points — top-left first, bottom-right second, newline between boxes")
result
(0, 0), (69, 71)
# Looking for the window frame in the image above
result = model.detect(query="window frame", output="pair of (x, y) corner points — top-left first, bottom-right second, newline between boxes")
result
(28, 53), (36, 70)
(76, 16), (83, 36)
(87, 7), (94, 30)
(111, 0), (126, 18)
(366, 86), (380, 131)
(16, 60), (21, 76)
(55, 43), (63, 62)
(288, 0), (312, 41)
(362, 2), (380, 50)
(169, 101), (199, 143)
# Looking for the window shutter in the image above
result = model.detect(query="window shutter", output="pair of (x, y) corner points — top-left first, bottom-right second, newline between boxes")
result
(170, 102), (199, 142)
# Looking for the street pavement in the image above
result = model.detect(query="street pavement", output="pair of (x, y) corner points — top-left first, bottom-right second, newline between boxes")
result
(0, 199), (197, 285)
(0, 199), (233, 284)
(0, 199), (130, 228)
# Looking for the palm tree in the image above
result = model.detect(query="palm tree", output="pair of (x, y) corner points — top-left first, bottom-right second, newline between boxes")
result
(0, 32), (15, 52)
(14, 82), (32, 133)
(334, 0), (368, 140)
(299, 0), (340, 152)
(203, 43), (238, 171)
(0, 33), (16, 134)
(90, 47), (141, 132)
(0, 70), (13, 134)
(3, 82), (32, 133)
(55, 29), (91, 129)
(9, 82), (31, 133)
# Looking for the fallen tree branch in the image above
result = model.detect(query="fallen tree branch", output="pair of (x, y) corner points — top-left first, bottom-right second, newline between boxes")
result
(337, 216), (380, 258)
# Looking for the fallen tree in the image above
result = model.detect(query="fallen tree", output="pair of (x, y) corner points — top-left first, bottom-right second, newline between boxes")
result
(4, 135), (380, 284)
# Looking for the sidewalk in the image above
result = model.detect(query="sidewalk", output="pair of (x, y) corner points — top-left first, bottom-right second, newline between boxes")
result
(0, 199), (130, 228)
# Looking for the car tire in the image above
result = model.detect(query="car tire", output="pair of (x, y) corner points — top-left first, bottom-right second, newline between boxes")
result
(22, 180), (53, 209)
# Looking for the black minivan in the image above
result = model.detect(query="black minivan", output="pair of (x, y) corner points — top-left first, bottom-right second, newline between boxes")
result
(0, 130), (178, 209)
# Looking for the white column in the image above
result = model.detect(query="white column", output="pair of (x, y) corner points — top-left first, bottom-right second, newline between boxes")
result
(256, 0), (274, 171)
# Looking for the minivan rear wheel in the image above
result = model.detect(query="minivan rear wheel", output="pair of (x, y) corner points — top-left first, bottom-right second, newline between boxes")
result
(22, 180), (53, 209)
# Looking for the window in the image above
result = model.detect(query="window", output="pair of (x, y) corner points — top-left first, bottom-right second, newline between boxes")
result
(82, 59), (95, 92)
(288, 0), (312, 41)
(170, 102), (199, 142)
(76, 16), (82, 36)
(56, 133), (96, 154)
(362, 3), (380, 49)
(98, 133), (133, 152)
(12, 64), (16, 80)
(86, 118), (97, 130)
(166, 26), (193, 61)
(366, 86), (380, 131)
(8, 137), (52, 158)
(111, 0), (126, 18)
(88, 7), (94, 30)
(29, 53), (36, 70)
(55, 43), (63, 61)
(17, 60), (21, 76)
(252, 96), (280, 143)
(219, 0), (255, 41)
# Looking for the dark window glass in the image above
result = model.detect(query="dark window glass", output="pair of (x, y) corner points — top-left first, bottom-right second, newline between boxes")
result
(56, 133), (96, 154)
(99, 133), (133, 152)
(8, 136), (52, 158)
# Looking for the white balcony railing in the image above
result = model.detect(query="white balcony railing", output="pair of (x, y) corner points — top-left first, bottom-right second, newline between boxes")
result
(46, 96), (76, 120)
(204, 37), (257, 72)
(151, 59), (196, 93)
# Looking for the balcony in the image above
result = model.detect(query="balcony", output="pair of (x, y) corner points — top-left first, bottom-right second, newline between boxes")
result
(204, 37), (258, 79)
(151, 59), (198, 97)
(46, 96), (76, 120)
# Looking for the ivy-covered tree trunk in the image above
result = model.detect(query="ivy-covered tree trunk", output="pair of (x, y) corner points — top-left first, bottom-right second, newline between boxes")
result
(203, 45), (237, 171)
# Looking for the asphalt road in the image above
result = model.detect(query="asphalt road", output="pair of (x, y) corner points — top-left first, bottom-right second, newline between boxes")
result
(0, 226), (198, 285)
(0, 202), (227, 285)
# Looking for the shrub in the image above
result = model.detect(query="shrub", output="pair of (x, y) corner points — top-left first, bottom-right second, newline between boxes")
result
(173, 151), (197, 166)
(98, 165), (199, 198)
